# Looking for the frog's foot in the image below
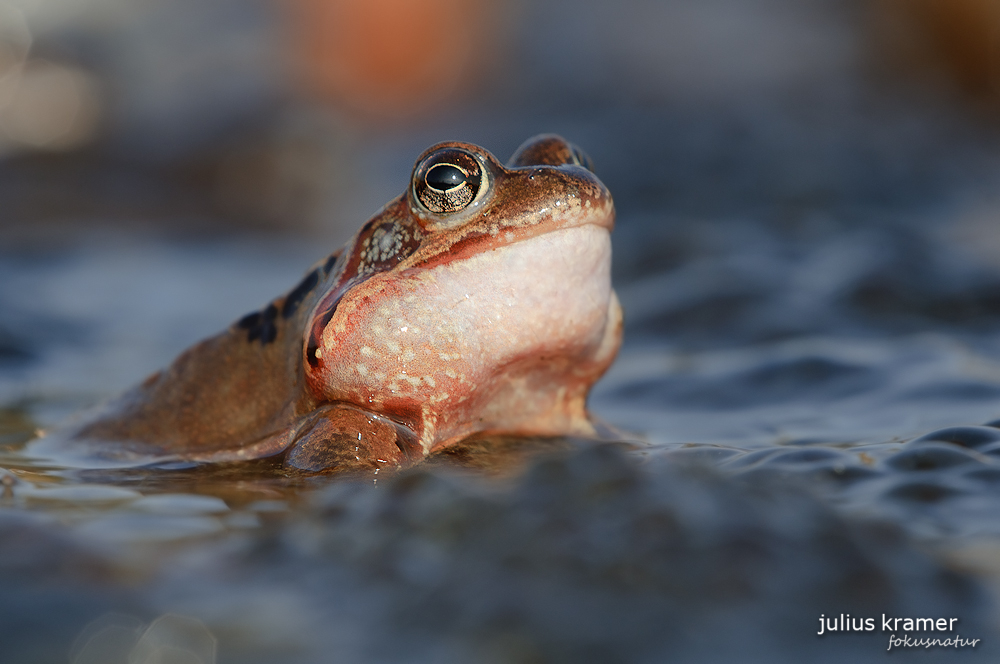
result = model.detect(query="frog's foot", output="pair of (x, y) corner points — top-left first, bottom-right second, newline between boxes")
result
(283, 404), (423, 473)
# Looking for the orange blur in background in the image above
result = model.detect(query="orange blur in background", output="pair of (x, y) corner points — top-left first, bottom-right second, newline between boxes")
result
(872, 0), (1000, 108)
(283, 0), (498, 122)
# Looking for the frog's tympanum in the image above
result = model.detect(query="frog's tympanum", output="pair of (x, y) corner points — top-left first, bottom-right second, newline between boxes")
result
(33, 135), (622, 473)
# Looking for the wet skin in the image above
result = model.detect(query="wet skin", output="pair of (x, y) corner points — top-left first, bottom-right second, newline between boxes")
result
(31, 135), (622, 473)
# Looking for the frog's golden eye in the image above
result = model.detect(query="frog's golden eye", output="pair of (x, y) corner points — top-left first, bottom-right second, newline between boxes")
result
(412, 148), (488, 215)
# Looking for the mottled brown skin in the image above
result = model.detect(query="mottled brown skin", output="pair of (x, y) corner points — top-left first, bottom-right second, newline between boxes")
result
(31, 135), (622, 473)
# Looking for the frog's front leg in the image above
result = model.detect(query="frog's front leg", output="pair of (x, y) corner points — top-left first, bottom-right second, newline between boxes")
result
(283, 404), (423, 473)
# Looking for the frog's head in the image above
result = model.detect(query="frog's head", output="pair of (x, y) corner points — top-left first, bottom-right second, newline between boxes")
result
(303, 134), (621, 452)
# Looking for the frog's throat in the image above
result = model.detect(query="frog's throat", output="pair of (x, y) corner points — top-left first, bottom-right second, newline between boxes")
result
(307, 224), (615, 450)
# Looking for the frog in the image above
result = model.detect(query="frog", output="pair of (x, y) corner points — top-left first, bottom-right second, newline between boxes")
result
(30, 134), (622, 473)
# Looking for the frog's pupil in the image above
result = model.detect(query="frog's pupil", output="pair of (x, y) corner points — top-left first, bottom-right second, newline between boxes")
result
(426, 164), (466, 191)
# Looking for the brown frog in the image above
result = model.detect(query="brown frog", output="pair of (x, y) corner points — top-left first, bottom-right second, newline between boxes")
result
(31, 135), (622, 473)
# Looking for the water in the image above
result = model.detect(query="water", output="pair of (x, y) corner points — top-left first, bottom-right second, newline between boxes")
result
(6, 101), (1000, 661)
(5, 207), (1000, 662)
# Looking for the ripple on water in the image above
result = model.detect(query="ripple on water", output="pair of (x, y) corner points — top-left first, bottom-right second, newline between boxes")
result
(883, 479), (966, 504)
(607, 354), (882, 410)
(883, 442), (986, 472)
(909, 425), (1000, 449)
(74, 513), (225, 545)
(129, 494), (230, 515)
(658, 445), (744, 464)
(250, 445), (994, 663)
(963, 467), (1000, 486)
(25, 484), (142, 505)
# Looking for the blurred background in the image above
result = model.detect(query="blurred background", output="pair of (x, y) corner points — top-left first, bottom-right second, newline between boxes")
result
(1, 0), (998, 242)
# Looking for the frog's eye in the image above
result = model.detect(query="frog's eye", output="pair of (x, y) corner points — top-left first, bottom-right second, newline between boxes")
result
(412, 148), (489, 215)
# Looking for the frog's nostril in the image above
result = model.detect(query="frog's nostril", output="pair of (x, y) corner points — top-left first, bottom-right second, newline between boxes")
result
(570, 145), (595, 172)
